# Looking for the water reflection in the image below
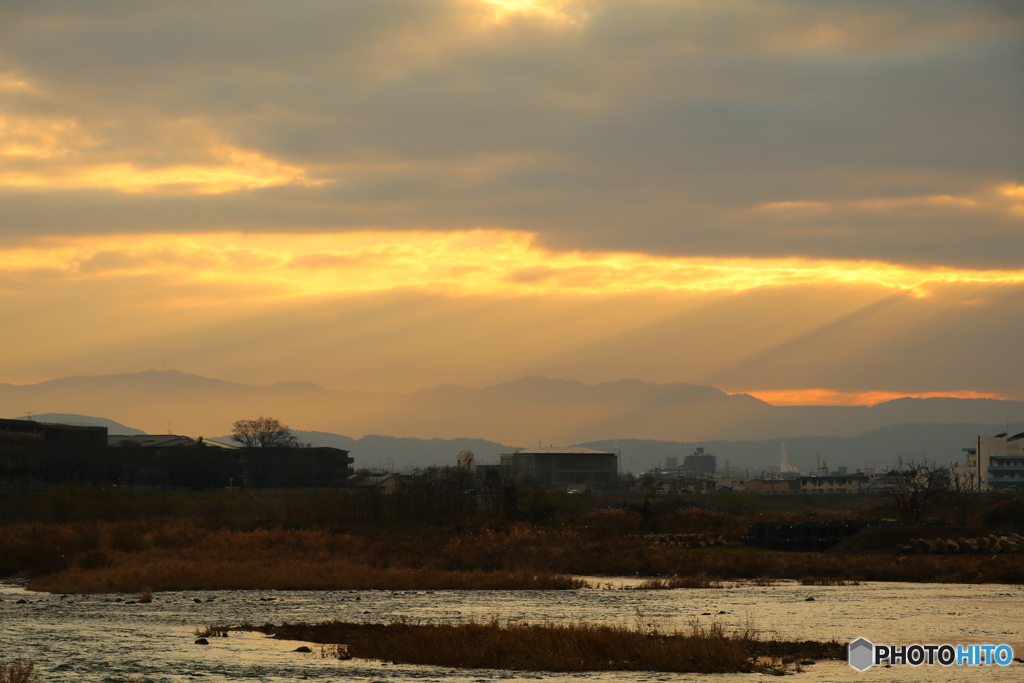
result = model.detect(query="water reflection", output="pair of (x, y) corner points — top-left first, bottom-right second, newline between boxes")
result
(2, 580), (1022, 682)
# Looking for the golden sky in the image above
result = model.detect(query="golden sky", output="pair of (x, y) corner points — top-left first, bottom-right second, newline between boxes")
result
(2, 0), (1023, 408)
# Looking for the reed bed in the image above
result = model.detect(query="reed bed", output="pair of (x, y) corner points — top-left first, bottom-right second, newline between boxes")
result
(749, 576), (778, 586)
(0, 659), (39, 683)
(232, 618), (843, 673)
(195, 625), (230, 638)
(799, 576), (860, 586)
(4, 517), (1023, 593)
(29, 559), (584, 593)
(637, 573), (723, 589)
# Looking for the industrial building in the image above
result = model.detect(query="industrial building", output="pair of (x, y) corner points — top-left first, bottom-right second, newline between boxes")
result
(796, 474), (867, 494)
(1, 418), (109, 486)
(499, 446), (618, 491)
(1, 418), (107, 450)
(1, 418), (353, 489)
(683, 447), (716, 478)
(958, 431), (1024, 491)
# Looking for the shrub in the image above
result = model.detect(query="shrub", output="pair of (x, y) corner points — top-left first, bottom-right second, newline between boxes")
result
(195, 625), (229, 638)
(982, 498), (1024, 531)
(662, 508), (744, 537)
(0, 658), (40, 683)
(578, 508), (643, 538)
(77, 551), (110, 571)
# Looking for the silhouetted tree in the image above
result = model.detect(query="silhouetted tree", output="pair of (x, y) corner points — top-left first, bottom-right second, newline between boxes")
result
(883, 456), (949, 522)
(230, 416), (298, 449)
(944, 465), (986, 525)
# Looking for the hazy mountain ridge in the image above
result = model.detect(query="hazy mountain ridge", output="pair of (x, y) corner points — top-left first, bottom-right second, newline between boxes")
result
(2, 370), (1022, 450)
(255, 432), (517, 470)
(294, 422), (1019, 473)
(7, 409), (1017, 474)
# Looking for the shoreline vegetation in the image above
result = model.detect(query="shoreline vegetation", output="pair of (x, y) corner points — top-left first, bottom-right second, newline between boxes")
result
(0, 658), (40, 683)
(1, 488), (1022, 593)
(210, 618), (845, 673)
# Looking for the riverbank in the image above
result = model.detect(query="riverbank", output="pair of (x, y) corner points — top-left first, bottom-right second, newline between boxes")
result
(4, 489), (1023, 593)
(5, 517), (1024, 593)
(3, 580), (1021, 682)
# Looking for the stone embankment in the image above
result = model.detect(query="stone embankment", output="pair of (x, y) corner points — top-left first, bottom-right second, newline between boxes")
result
(744, 521), (873, 552)
(898, 532), (1024, 555)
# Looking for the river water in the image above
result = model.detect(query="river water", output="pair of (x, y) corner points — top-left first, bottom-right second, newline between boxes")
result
(2, 579), (1022, 682)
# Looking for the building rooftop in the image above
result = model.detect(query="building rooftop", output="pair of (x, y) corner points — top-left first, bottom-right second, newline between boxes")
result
(508, 447), (617, 456)
(108, 435), (197, 448)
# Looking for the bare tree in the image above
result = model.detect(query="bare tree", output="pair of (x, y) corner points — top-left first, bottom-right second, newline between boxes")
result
(944, 466), (986, 525)
(230, 416), (298, 449)
(883, 456), (949, 522)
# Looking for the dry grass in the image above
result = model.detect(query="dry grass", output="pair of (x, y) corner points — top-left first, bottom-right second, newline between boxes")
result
(195, 625), (229, 638)
(0, 659), (39, 683)
(4, 517), (1023, 594)
(637, 573), (723, 589)
(28, 558), (584, 594)
(235, 618), (842, 673)
(749, 577), (778, 586)
(799, 576), (860, 586)
(643, 547), (1024, 584)
(3, 520), (583, 593)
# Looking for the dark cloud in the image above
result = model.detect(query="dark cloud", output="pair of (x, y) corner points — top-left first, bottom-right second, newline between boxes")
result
(1, 0), (1021, 266)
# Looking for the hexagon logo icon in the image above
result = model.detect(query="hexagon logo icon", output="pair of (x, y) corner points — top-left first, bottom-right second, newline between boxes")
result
(848, 637), (874, 671)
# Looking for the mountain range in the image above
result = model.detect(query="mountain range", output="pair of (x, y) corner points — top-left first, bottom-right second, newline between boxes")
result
(3, 371), (1021, 472)
(16, 412), (1016, 476)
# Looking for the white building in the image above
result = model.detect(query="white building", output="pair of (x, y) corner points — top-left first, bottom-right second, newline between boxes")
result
(956, 431), (1024, 492)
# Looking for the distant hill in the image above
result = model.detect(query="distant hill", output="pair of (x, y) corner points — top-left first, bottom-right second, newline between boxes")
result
(211, 431), (518, 470)
(8, 404), (1017, 473)
(5, 412), (146, 435)
(241, 422), (1017, 474)
(2, 370), (1022, 450)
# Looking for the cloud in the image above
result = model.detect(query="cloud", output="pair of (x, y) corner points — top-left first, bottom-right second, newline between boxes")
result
(0, 109), (322, 194)
(5, 231), (1024, 303)
(0, 113), (91, 158)
(1, 1), (1023, 403)
(2, 230), (1024, 397)
(483, 0), (590, 26)
(0, 1), (1019, 266)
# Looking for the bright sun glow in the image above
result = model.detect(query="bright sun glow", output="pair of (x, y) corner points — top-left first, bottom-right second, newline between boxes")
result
(743, 388), (1010, 407)
(4, 230), (1024, 302)
(482, 0), (587, 25)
